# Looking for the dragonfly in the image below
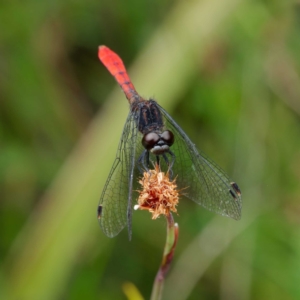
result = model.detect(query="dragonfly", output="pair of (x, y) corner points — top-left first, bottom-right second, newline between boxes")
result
(97, 46), (242, 239)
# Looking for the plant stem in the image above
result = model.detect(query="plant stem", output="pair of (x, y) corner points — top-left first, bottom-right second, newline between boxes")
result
(150, 213), (179, 300)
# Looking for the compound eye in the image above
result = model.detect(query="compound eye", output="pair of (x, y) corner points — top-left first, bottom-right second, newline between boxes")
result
(142, 132), (160, 150)
(161, 130), (174, 146)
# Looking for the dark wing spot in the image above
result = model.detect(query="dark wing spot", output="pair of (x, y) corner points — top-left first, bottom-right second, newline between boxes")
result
(97, 205), (103, 219)
(230, 182), (241, 196)
(229, 189), (237, 200)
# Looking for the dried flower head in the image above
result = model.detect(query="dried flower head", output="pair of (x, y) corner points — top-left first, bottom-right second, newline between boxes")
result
(135, 164), (179, 219)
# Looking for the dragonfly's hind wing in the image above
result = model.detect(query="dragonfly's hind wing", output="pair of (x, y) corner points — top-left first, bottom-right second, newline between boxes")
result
(159, 105), (242, 220)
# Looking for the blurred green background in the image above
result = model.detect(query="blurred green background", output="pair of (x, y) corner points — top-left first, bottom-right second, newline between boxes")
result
(1, 0), (300, 299)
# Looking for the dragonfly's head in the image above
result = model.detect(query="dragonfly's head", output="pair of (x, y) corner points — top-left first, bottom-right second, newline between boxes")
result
(142, 130), (174, 155)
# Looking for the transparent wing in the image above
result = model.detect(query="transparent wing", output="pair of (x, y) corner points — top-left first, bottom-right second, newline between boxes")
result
(158, 105), (242, 220)
(98, 111), (142, 238)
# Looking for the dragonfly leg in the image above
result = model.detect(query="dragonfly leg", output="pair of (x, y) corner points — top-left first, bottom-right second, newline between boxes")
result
(167, 150), (176, 179)
(162, 153), (172, 178)
(162, 153), (169, 165)
(160, 151), (175, 179)
(137, 150), (150, 173)
(146, 151), (150, 169)
(156, 155), (160, 166)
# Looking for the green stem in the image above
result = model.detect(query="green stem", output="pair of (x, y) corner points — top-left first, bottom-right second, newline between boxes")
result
(150, 213), (179, 300)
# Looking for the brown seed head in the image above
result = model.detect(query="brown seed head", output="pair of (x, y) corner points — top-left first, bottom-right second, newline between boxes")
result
(135, 164), (179, 219)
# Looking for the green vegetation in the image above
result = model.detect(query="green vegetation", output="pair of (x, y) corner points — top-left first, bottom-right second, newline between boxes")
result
(1, 0), (300, 299)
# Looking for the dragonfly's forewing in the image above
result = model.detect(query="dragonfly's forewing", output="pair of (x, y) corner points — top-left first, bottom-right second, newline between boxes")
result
(158, 105), (242, 220)
(98, 111), (142, 238)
